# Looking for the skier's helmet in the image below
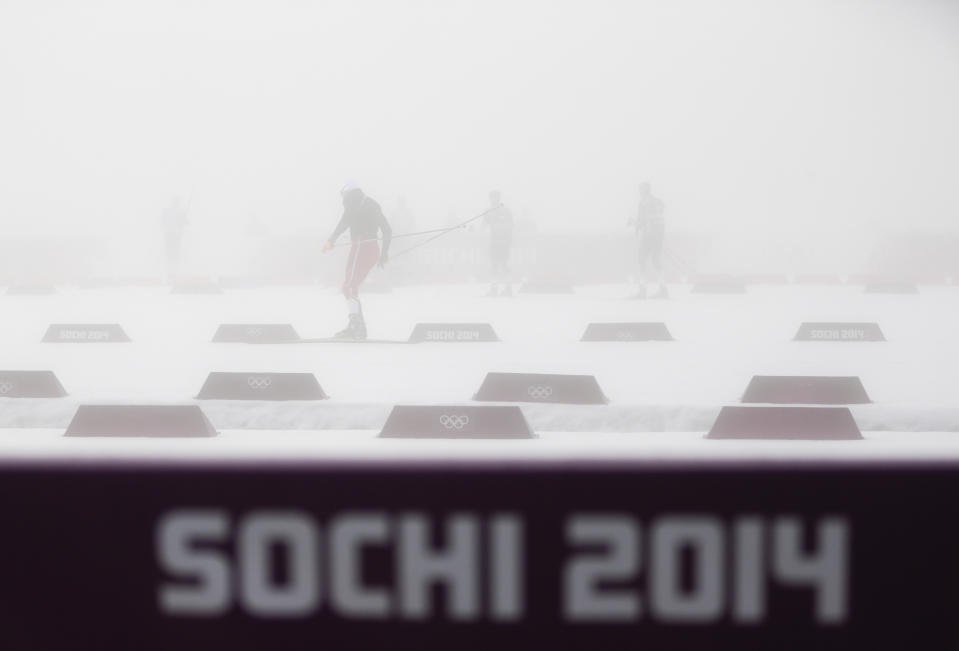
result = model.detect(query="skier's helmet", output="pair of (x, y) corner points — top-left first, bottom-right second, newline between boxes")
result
(341, 180), (361, 195)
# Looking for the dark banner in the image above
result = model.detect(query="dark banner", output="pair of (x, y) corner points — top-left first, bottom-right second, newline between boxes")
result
(0, 461), (956, 650)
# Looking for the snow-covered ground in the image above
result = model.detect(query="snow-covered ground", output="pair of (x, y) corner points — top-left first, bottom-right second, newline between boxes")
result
(2, 429), (959, 466)
(1, 282), (957, 460)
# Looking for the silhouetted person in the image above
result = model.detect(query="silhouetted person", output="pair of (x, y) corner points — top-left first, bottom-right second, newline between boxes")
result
(628, 182), (666, 299)
(323, 181), (392, 339)
(484, 190), (514, 297)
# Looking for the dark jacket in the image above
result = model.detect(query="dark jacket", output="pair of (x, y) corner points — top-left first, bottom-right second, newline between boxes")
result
(330, 191), (393, 257)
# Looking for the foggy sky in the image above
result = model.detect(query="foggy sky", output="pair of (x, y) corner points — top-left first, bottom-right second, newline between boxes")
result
(1, 0), (957, 272)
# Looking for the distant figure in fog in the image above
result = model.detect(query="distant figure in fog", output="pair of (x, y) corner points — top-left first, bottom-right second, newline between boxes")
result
(629, 182), (667, 299)
(160, 196), (189, 280)
(484, 190), (514, 297)
(323, 181), (392, 340)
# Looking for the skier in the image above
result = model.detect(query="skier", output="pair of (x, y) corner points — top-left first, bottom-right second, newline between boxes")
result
(484, 190), (514, 296)
(322, 181), (392, 339)
(628, 182), (667, 299)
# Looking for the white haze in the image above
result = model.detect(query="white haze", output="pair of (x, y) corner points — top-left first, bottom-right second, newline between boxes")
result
(0, 0), (957, 278)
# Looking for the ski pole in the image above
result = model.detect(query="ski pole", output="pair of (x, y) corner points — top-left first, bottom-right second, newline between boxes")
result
(325, 206), (497, 250)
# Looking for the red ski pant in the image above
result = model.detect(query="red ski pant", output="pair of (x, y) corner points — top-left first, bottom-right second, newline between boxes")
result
(343, 240), (380, 299)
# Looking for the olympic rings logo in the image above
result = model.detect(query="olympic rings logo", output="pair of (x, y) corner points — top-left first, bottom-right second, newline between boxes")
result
(246, 327), (263, 337)
(439, 414), (470, 430)
(0, 381), (13, 395)
(247, 376), (273, 390)
(616, 331), (635, 341)
(527, 385), (554, 399)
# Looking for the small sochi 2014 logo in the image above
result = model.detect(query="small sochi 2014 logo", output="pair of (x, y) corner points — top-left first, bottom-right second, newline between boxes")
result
(0, 381), (13, 395)
(439, 414), (470, 430)
(527, 385), (554, 400)
(245, 327), (264, 338)
(246, 376), (273, 390)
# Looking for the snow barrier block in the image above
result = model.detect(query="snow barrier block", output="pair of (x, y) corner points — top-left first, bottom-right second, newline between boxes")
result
(117, 275), (164, 287)
(6, 284), (56, 295)
(212, 324), (301, 344)
(379, 405), (533, 439)
(795, 274), (843, 285)
(581, 322), (673, 342)
(75, 278), (113, 289)
(170, 279), (223, 294)
(196, 372), (327, 400)
(741, 376), (871, 405)
(706, 406), (862, 440)
(217, 276), (262, 289)
(864, 281), (919, 294)
(42, 324), (131, 343)
(0, 370), (68, 398)
(473, 372), (608, 405)
(794, 322), (885, 342)
(408, 323), (499, 343)
(743, 273), (788, 284)
(691, 277), (746, 294)
(64, 405), (217, 438)
(519, 280), (574, 294)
